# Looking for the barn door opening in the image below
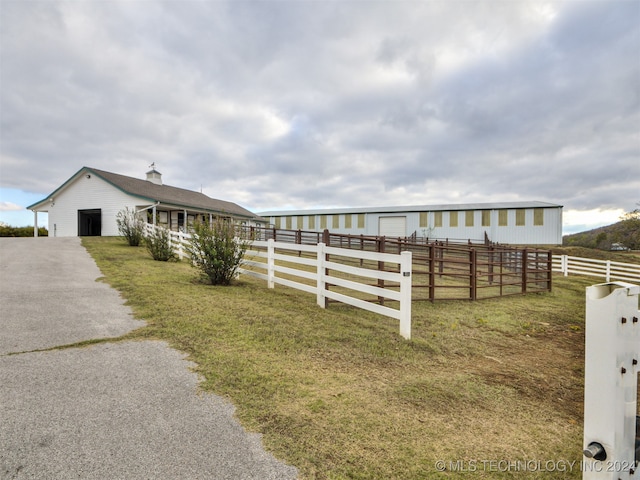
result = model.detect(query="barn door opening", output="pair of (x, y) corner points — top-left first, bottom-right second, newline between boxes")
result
(78, 209), (102, 236)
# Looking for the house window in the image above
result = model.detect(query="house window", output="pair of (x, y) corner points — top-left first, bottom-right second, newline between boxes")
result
(274, 217), (281, 229)
(434, 211), (443, 227)
(332, 215), (339, 229)
(297, 216), (303, 229)
(320, 215), (327, 229)
(345, 214), (352, 229)
(308, 215), (315, 229)
(516, 210), (525, 226)
(449, 211), (458, 227)
(286, 216), (292, 229)
(357, 214), (365, 229)
(481, 210), (490, 227)
(534, 208), (544, 226)
(498, 210), (508, 226)
(465, 211), (474, 227)
(419, 212), (428, 228)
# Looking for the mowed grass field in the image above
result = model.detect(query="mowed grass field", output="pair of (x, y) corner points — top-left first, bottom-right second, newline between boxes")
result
(83, 237), (598, 479)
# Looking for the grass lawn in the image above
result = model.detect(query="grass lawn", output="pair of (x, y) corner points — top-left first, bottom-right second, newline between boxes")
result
(83, 237), (594, 479)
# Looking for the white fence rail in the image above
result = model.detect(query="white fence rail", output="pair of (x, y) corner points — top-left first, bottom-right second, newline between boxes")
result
(240, 239), (413, 339)
(143, 225), (414, 339)
(144, 223), (191, 259)
(552, 255), (640, 283)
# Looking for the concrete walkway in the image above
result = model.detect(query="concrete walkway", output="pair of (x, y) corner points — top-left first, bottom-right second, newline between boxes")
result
(0, 237), (297, 479)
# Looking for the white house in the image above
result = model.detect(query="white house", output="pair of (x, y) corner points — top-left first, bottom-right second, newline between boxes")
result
(259, 201), (563, 245)
(28, 166), (267, 237)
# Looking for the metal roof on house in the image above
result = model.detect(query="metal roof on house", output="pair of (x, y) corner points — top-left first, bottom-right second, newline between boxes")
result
(28, 167), (264, 221)
(259, 201), (563, 217)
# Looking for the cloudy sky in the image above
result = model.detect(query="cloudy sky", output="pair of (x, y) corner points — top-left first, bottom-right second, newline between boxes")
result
(1, 0), (638, 234)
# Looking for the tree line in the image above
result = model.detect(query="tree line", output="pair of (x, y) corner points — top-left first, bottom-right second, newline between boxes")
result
(563, 208), (640, 251)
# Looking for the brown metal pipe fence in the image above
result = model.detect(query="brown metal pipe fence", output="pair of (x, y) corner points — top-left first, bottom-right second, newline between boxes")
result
(240, 226), (552, 301)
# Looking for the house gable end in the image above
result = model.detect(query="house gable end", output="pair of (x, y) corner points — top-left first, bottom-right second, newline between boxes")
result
(27, 167), (90, 211)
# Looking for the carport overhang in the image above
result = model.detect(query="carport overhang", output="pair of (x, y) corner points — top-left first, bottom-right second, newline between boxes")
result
(26, 200), (51, 237)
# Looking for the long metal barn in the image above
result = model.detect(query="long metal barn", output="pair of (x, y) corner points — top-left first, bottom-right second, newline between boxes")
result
(259, 201), (563, 246)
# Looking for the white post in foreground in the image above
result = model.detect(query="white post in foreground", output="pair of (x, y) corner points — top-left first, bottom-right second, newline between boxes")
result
(317, 242), (326, 309)
(267, 239), (275, 289)
(583, 281), (639, 480)
(399, 251), (412, 340)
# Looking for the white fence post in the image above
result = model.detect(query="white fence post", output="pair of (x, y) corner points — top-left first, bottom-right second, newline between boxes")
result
(317, 242), (326, 309)
(399, 251), (412, 340)
(177, 231), (184, 260)
(563, 255), (569, 276)
(606, 260), (611, 283)
(267, 239), (275, 289)
(239, 240), (413, 340)
(583, 281), (639, 480)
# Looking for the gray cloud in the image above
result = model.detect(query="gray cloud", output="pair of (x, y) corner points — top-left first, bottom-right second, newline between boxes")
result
(1, 0), (638, 219)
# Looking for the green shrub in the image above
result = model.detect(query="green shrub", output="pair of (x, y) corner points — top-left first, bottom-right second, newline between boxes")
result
(0, 224), (48, 237)
(116, 207), (145, 246)
(186, 219), (249, 285)
(145, 226), (177, 262)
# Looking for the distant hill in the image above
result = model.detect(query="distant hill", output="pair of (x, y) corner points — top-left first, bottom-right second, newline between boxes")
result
(563, 213), (640, 251)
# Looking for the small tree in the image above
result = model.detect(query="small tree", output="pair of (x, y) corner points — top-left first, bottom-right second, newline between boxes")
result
(616, 207), (640, 250)
(186, 219), (249, 285)
(145, 226), (177, 261)
(116, 207), (145, 246)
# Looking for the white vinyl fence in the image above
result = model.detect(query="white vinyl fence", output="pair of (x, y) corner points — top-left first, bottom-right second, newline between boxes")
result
(144, 223), (191, 259)
(143, 225), (414, 339)
(240, 239), (413, 339)
(552, 255), (640, 283)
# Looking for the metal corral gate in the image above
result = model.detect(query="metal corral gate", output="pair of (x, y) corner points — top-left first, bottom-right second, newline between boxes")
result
(240, 226), (553, 301)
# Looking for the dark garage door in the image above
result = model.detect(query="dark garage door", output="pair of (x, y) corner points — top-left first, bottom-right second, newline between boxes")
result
(78, 209), (102, 236)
